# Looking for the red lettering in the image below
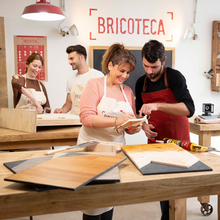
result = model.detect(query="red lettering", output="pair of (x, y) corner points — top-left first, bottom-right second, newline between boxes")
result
(116, 18), (118, 34)
(98, 17), (105, 33)
(107, 17), (114, 34)
(120, 18), (126, 34)
(128, 18), (134, 34)
(135, 19), (141, 34)
(143, 19), (149, 35)
(97, 17), (166, 36)
(151, 19), (156, 35)
(158, 19), (165, 35)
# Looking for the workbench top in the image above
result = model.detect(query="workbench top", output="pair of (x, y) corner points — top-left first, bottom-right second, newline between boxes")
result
(0, 149), (220, 219)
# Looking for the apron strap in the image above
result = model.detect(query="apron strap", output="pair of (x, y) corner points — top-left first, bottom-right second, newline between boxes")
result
(104, 75), (107, 97)
(164, 66), (169, 90)
(120, 84), (129, 103)
(143, 66), (168, 92)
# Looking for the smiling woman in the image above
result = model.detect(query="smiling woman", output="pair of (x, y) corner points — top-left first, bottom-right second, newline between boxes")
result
(77, 43), (142, 220)
(11, 53), (51, 114)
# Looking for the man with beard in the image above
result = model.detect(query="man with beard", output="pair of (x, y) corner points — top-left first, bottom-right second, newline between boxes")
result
(54, 45), (103, 115)
(135, 40), (195, 220)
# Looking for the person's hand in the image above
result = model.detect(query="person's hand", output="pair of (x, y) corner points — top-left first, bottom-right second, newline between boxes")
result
(127, 123), (142, 134)
(142, 123), (158, 140)
(139, 103), (158, 117)
(54, 108), (63, 113)
(116, 112), (135, 127)
(35, 102), (43, 114)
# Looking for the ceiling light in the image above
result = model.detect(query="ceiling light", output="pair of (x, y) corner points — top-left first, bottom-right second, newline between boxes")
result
(21, 0), (65, 21)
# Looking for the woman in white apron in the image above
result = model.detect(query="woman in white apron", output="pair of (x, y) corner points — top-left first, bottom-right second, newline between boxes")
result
(78, 43), (142, 220)
(12, 53), (50, 114)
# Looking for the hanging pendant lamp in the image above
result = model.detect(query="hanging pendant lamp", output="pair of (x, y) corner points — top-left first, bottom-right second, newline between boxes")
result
(21, 0), (65, 21)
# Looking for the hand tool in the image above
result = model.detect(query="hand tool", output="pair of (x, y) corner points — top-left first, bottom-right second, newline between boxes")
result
(44, 141), (100, 155)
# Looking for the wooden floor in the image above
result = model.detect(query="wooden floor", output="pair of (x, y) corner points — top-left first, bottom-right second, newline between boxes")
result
(7, 196), (217, 220)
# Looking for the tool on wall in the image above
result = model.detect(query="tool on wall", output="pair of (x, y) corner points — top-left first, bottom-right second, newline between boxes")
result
(204, 69), (213, 79)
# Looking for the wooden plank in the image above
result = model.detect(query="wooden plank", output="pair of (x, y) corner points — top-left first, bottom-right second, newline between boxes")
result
(37, 113), (82, 126)
(0, 108), (36, 133)
(4, 154), (126, 191)
(0, 17), (8, 107)
(0, 126), (81, 142)
(86, 141), (122, 152)
(122, 143), (199, 169)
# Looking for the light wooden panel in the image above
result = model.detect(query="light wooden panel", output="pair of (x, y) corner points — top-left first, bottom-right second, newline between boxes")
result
(122, 143), (199, 169)
(0, 17), (8, 107)
(0, 108), (36, 133)
(37, 113), (82, 126)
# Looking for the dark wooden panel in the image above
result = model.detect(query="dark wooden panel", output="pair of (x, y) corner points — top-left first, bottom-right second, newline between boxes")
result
(5, 154), (126, 190)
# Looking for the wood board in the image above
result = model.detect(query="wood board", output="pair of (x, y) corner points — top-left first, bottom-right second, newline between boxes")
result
(4, 152), (121, 192)
(0, 108), (82, 133)
(122, 143), (199, 169)
(0, 108), (36, 133)
(115, 118), (146, 129)
(4, 154), (126, 191)
(37, 113), (81, 126)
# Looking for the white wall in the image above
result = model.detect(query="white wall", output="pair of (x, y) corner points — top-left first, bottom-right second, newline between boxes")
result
(1, 0), (220, 148)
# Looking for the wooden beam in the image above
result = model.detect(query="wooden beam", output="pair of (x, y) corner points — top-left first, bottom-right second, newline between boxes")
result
(0, 17), (8, 107)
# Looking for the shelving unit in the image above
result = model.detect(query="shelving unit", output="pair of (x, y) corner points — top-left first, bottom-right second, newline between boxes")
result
(212, 21), (220, 91)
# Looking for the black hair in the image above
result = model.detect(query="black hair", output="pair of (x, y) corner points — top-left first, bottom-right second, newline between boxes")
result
(66, 45), (87, 60)
(141, 40), (166, 63)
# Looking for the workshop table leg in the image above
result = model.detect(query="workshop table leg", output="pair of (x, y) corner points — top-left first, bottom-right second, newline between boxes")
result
(197, 196), (210, 203)
(169, 198), (186, 220)
(198, 132), (212, 210)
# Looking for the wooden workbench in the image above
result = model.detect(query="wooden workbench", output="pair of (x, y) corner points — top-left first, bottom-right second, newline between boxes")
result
(0, 126), (81, 150)
(189, 120), (220, 206)
(0, 150), (220, 220)
(189, 121), (220, 147)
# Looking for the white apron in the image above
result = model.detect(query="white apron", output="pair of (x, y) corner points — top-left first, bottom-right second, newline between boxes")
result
(15, 75), (46, 110)
(78, 76), (133, 216)
(70, 68), (91, 115)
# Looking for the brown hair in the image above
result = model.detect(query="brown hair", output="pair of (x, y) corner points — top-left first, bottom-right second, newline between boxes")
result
(25, 53), (44, 73)
(66, 45), (87, 60)
(101, 43), (136, 74)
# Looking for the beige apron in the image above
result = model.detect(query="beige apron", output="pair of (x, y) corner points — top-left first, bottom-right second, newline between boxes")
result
(78, 76), (133, 216)
(70, 68), (91, 115)
(15, 75), (46, 110)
